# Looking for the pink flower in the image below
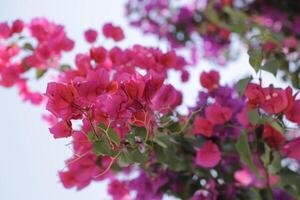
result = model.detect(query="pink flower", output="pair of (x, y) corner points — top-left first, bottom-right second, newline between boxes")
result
(151, 84), (182, 113)
(286, 100), (300, 124)
(84, 29), (98, 43)
(0, 22), (11, 39)
(108, 180), (131, 200)
(200, 70), (220, 91)
(192, 117), (214, 137)
(195, 141), (221, 168)
(244, 83), (265, 108)
(45, 82), (80, 120)
(90, 46), (107, 63)
(11, 19), (24, 34)
(261, 87), (289, 114)
(234, 168), (254, 186)
(263, 124), (285, 149)
(49, 120), (72, 138)
(205, 103), (232, 125)
(102, 23), (125, 42)
(281, 137), (300, 162)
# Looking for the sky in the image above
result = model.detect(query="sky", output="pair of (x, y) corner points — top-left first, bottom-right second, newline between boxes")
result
(0, 0), (287, 200)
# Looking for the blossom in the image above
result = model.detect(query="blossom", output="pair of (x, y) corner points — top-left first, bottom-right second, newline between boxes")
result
(49, 120), (72, 138)
(108, 180), (131, 200)
(45, 82), (80, 120)
(205, 103), (232, 125)
(84, 29), (98, 43)
(195, 141), (221, 168)
(263, 124), (285, 149)
(261, 87), (289, 114)
(200, 70), (220, 91)
(102, 23), (125, 42)
(192, 117), (214, 137)
(281, 137), (300, 162)
(244, 83), (265, 108)
(285, 100), (300, 124)
(90, 46), (107, 63)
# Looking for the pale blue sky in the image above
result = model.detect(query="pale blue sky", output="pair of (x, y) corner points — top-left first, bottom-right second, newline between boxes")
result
(0, 0), (283, 200)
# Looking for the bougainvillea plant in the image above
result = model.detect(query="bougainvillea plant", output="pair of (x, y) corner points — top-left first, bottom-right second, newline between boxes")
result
(126, 0), (300, 89)
(1, 1), (300, 199)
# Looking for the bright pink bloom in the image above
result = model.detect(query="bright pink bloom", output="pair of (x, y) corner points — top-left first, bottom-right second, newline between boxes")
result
(236, 107), (250, 127)
(200, 70), (220, 91)
(0, 22), (11, 39)
(263, 124), (285, 149)
(90, 46), (107, 63)
(281, 137), (300, 162)
(195, 141), (221, 168)
(244, 83), (265, 108)
(84, 29), (98, 43)
(45, 82), (80, 120)
(205, 103), (232, 125)
(108, 180), (131, 200)
(11, 19), (24, 34)
(102, 23), (125, 42)
(192, 117), (214, 137)
(286, 100), (300, 124)
(151, 84), (182, 113)
(234, 168), (253, 186)
(49, 120), (72, 138)
(261, 87), (289, 114)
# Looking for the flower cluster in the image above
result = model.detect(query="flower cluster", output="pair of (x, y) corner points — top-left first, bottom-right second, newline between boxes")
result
(0, 18), (74, 104)
(1, 15), (300, 200)
(126, 0), (300, 89)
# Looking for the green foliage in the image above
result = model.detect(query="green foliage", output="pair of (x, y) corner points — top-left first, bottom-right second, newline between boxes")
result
(248, 48), (263, 73)
(236, 131), (258, 175)
(236, 76), (252, 96)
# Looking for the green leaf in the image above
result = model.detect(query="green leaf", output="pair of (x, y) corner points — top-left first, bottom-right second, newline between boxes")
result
(87, 132), (96, 141)
(248, 48), (263, 73)
(36, 69), (47, 79)
(261, 56), (278, 76)
(268, 151), (281, 174)
(248, 109), (260, 125)
(98, 122), (107, 130)
(23, 43), (34, 51)
(92, 138), (116, 156)
(154, 134), (171, 148)
(131, 126), (147, 141)
(280, 168), (300, 196)
(261, 143), (271, 166)
(118, 150), (134, 167)
(107, 128), (120, 145)
(60, 64), (71, 72)
(236, 131), (258, 175)
(236, 77), (252, 96)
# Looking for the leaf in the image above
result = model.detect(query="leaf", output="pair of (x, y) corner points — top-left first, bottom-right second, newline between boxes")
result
(131, 126), (147, 140)
(118, 150), (134, 167)
(60, 64), (71, 71)
(236, 131), (258, 175)
(154, 134), (171, 148)
(107, 128), (120, 145)
(98, 122), (107, 130)
(248, 109), (260, 125)
(87, 132), (96, 141)
(248, 48), (263, 73)
(23, 43), (34, 51)
(268, 151), (281, 173)
(236, 77), (252, 96)
(261, 56), (278, 76)
(92, 138), (116, 156)
(36, 69), (47, 79)
(280, 168), (300, 196)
